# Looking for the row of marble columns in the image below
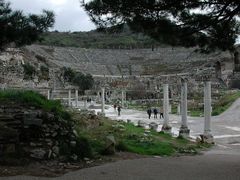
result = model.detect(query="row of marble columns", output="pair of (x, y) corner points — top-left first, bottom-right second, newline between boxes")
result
(48, 81), (213, 141)
(99, 82), (213, 140)
(162, 80), (213, 141)
(47, 89), (89, 109)
(100, 88), (126, 114)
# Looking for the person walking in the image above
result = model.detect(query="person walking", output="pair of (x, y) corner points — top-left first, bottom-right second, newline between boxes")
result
(117, 106), (121, 116)
(160, 108), (164, 119)
(153, 108), (158, 119)
(147, 108), (152, 119)
(113, 104), (117, 111)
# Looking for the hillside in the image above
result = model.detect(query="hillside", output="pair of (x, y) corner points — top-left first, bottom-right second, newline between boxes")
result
(38, 30), (162, 49)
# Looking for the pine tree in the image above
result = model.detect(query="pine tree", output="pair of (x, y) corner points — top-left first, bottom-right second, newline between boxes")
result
(82, 0), (240, 52)
(0, 0), (55, 50)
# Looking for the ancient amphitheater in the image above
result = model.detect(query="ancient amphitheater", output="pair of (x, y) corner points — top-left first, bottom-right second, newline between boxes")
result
(0, 44), (239, 91)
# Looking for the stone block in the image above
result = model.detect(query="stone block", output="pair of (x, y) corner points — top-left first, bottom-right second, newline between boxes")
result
(24, 118), (43, 126)
(149, 122), (158, 131)
(179, 126), (190, 138)
(161, 124), (172, 134)
(138, 120), (147, 128)
(30, 148), (46, 159)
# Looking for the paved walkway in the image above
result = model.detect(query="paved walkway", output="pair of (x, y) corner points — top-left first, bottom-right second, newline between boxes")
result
(2, 99), (240, 180)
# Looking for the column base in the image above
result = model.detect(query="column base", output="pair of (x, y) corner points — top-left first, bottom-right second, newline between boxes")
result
(161, 124), (172, 133)
(197, 134), (214, 144)
(179, 126), (190, 138)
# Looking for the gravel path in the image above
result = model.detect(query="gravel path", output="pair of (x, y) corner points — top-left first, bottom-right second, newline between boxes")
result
(2, 99), (240, 180)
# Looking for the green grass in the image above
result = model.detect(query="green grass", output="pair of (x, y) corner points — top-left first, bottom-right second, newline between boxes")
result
(212, 91), (240, 116)
(0, 89), (70, 120)
(75, 117), (205, 157)
(189, 109), (203, 117)
(128, 103), (161, 111)
(38, 31), (163, 49)
(166, 91), (240, 117)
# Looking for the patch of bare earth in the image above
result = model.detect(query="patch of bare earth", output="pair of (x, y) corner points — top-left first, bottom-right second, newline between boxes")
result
(0, 152), (148, 177)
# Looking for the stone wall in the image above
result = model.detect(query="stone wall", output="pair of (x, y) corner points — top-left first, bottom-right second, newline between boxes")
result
(0, 102), (75, 160)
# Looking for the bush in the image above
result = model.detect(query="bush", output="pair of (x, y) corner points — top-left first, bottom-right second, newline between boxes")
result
(62, 67), (76, 82)
(61, 67), (94, 93)
(74, 137), (93, 158)
(39, 65), (49, 80)
(22, 63), (36, 80)
(72, 73), (94, 92)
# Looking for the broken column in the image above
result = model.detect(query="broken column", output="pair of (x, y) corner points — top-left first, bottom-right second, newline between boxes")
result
(121, 90), (125, 108)
(75, 89), (78, 107)
(202, 81), (214, 143)
(161, 83), (171, 132)
(68, 89), (71, 107)
(101, 87), (105, 113)
(179, 79), (190, 137)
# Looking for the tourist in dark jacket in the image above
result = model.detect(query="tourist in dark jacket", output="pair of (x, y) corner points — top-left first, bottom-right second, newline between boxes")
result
(153, 108), (158, 119)
(147, 108), (152, 119)
(117, 106), (121, 116)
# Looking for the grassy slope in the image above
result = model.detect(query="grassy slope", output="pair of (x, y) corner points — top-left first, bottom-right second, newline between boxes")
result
(188, 91), (240, 117)
(0, 90), (70, 120)
(38, 31), (163, 49)
(75, 117), (208, 157)
(212, 91), (240, 116)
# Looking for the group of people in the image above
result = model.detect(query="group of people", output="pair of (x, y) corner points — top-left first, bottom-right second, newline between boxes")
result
(112, 104), (163, 119)
(147, 108), (164, 119)
(113, 104), (121, 116)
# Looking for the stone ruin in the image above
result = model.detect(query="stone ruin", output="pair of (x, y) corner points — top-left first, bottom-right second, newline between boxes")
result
(0, 101), (76, 160)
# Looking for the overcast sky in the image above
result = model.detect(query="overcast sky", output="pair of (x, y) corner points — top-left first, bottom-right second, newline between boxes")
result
(9, 0), (96, 32)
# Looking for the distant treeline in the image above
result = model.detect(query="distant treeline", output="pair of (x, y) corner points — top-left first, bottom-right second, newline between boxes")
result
(38, 29), (166, 49)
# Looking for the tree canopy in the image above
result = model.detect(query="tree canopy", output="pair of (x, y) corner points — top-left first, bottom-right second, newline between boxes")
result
(82, 0), (240, 52)
(61, 67), (94, 93)
(0, 0), (55, 50)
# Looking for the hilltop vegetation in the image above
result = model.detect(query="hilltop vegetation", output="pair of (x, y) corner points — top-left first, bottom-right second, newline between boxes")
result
(38, 29), (163, 49)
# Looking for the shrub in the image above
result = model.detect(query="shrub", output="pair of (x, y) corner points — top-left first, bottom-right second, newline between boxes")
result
(62, 67), (76, 82)
(22, 63), (36, 80)
(39, 65), (49, 80)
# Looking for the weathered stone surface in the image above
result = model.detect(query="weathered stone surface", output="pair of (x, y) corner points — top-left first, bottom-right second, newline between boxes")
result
(104, 135), (116, 155)
(138, 120), (147, 128)
(0, 102), (77, 161)
(149, 122), (158, 131)
(30, 148), (47, 159)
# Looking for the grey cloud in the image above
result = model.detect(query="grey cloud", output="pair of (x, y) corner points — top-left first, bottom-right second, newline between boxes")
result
(8, 0), (96, 31)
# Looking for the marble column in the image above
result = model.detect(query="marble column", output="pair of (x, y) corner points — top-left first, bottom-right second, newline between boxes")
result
(84, 99), (87, 110)
(97, 91), (101, 102)
(177, 103), (181, 115)
(68, 90), (71, 107)
(179, 80), (190, 137)
(121, 90), (125, 108)
(75, 89), (78, 107)
(101, 87), (105, 113)
(162, 84), (171, 132)
(203, 81), (213, 143)
(47, 89), (50, 100)
(169, 104), (172, 114)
